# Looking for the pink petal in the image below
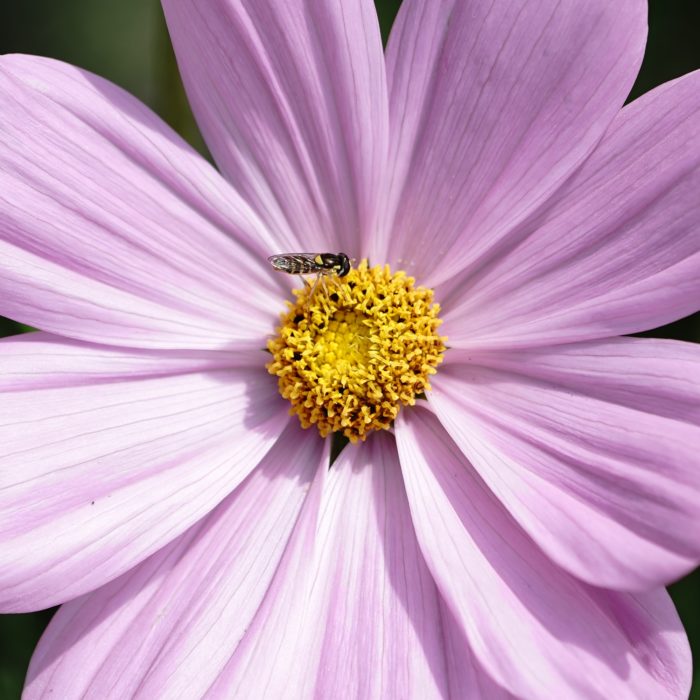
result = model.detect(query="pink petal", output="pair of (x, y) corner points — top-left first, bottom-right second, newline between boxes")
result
(0, 331), (259, 390)
(161, 0), (388, 255)
(374, 0), (647, 284)
(24, 422), (327, 699)
(395, 408), (691, 699)
(0, 336), (287, 612)
(443, 69), (700, 348)
(24, 432), (500, 698)
(450, 336), (700, 423)
(438, 600), (516, 699)
(211, 433), (450, 698)
(0, 54), (284, 350)
(428, 338), (700, 591)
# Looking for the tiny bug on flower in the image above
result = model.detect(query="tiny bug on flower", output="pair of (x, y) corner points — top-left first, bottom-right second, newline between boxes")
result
(267, 252), (352, 301)
(267, 252), (351, 277)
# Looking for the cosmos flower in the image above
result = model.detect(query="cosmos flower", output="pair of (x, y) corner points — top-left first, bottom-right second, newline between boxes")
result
(0, 0), (699, 697)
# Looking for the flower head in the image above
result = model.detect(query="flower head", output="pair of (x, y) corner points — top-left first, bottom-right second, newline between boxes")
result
(0, 1), (699, 698)
(268, 260), (445, 440)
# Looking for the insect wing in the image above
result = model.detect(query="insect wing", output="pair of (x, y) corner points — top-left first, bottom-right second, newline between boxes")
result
(268, 253), (321, 275)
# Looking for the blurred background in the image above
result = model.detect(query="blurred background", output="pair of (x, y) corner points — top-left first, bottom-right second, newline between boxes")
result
(0, 0), (698, 697)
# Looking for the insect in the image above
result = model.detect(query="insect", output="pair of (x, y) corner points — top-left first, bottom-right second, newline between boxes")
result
(267, 252), (351, 277)
(267, 252), (351, 300)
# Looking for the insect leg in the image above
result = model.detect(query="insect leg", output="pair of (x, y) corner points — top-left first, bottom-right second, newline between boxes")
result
(307, 273), (322, 300)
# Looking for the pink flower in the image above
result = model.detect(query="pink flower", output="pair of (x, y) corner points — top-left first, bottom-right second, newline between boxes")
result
(1, 0), (699, 697)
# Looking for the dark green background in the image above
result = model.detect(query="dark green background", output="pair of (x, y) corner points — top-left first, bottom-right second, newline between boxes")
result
(0, 1), (698, 697)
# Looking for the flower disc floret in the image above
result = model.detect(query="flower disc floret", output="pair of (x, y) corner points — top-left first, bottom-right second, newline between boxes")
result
(267, 261), (446, 442)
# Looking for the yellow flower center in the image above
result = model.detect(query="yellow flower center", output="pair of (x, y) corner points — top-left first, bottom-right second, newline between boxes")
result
(267, 261), (446, 442)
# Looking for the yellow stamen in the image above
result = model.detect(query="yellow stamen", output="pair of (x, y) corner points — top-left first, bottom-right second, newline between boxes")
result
(267, 261), (446, 442)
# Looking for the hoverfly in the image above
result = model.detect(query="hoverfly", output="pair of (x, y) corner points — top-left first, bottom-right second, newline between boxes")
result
(267, 252), (351, 277)
(267, 252), (351, 301)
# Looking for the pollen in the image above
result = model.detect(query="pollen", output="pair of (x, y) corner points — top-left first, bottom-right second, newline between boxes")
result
(267, 261), (446, 442)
